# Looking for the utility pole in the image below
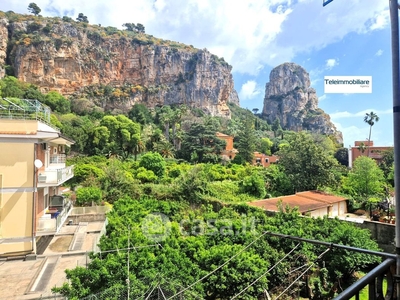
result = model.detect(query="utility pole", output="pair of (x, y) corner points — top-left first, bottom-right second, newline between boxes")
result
(389, 1), (400, 299)
(324, 0), (400, 297)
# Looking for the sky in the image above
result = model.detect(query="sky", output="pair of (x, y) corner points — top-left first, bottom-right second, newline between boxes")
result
(0, 0), (394, 147)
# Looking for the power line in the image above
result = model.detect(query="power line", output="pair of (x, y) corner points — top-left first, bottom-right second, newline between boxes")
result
(275, 246), (331, 300)
(167, 231), (268, 299)
(231, 243), (301, 299)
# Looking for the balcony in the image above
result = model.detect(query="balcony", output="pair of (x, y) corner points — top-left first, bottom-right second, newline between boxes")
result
(37, 165), (74, 187)
(37, 201), (72, 235)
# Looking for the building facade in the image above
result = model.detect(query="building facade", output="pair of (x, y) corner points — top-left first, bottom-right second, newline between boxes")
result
(252, 152), (279, 167)
(0, 98), (74, 257)
(349, 141), (393, 168)
(216, 132), (238, 160)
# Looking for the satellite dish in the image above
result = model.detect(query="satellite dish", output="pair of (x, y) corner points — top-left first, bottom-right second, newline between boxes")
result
(34, 159), (43, 168)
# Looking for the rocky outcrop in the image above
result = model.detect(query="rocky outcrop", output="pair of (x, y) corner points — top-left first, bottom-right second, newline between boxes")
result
(2, 14), (239, 117)
(0, 18), (8, 78)
(262, 62), (343, 144)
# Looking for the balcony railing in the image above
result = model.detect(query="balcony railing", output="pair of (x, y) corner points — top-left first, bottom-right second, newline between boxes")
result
(37, 201), (72, 234)
(267, 232), (397, 300)
(38, 165), (74, 186)
(50, 154), (66, 164)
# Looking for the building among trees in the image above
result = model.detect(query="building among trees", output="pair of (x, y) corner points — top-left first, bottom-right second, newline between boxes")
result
(349, 141), (393, 168)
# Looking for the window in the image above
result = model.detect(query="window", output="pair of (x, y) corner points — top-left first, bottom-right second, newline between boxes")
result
(265, 158), (269, 163)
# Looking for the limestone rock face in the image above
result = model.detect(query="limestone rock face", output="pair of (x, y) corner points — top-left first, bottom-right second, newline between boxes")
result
(262, 63), (343, 144)
(0, 18), (8, 78)
(3, 17), (239, 117)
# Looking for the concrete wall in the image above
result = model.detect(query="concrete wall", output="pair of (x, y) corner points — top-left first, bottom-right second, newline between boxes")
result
(67, 213), (107, 224)
(353, 220), (396, 253)
(0, 119), (38, 134)
(0, 143), (34, 254)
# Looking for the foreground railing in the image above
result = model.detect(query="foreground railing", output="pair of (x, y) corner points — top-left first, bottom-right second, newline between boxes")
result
(333, 258), (395, 300)
(267, 232), (397, 300)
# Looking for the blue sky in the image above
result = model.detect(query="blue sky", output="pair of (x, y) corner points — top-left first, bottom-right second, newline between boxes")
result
(1, 0), (393, 147)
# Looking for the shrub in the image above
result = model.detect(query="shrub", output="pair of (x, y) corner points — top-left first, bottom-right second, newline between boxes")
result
(139, 152), (166, 178)
(75, 187), (102, 206)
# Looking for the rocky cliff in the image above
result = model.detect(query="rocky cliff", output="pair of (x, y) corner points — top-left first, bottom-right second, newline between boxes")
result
(262, 62), (343, 144)
(0, 12), (239, 117)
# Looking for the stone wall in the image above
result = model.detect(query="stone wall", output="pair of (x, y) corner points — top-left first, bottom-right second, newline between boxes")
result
(354, 220), (396, 253)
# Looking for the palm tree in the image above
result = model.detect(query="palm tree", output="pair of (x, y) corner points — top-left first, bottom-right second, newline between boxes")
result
(154, 140), (175, 158)
(357, 142), (367, 154)
(363, 111), (379, 157)
(133, 139), (146, 161)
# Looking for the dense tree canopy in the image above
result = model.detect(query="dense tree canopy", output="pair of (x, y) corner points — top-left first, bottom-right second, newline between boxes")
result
(53, 196), (381, 299)
(342, 156), (385, 203)
(278, 132), (339, 192)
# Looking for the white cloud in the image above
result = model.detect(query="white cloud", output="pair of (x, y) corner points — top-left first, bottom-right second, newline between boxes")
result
(369, 9), (390, 31)
(330, 109), (392, 120)
(239, 80), (262, 100)
(325, 58), (338, 70)
(332, 122), (368, 148)
(375, 49), (384, 56)
(0, 0), (389, 75)
(319, 94), (327, 101)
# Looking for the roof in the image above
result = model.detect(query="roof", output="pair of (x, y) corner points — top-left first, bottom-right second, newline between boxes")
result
(248, 191), (347, 213)
(216, 132), (231, 138)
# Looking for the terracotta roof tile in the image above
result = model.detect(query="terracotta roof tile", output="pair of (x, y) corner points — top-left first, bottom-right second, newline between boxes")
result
(248, 191), (347, 213)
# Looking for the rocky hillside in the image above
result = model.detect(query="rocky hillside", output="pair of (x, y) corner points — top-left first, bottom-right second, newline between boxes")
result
(262, 62), (343, 144)
(0, 11), (239, 117)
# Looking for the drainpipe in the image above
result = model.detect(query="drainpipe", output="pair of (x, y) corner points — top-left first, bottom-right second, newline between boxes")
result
(32, 143), (37, 255)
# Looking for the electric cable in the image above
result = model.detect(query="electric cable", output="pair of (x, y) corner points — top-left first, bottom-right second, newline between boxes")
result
(231, 243), (301, 299)
(275, 246), (331, 299)
(167, 231), (268, 299)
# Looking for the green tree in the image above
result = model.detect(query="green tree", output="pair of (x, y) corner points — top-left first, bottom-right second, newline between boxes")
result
(76, 13), (89, 23)
(235, 119), (256, 163)
(259, 137), (273, 155)
(122, 23), (136, 31)
(159, 105), (174, 142)
(239, 173), (266, 198)
(28, 3), (41, 16)
(128, 103), (152, 126)
(0, 76), (27, 98)
(379, 148), (394, 184)
(278, 132), (338, 192)
(90, 115), (141, 158)
(153, 140), (175, 158)
(139, 152), (166, 178)
(44, 91), (70, 113)
(178, 121), (226, 163)
(272, 118), (282, 138)
(343, 156), (385, 204)
(135, 23), (145, 33)
(75, 187), (102, 206)
(334, 147), (349, 167)
(364, 111), (379, 156)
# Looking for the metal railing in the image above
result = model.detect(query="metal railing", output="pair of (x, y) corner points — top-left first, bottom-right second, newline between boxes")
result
(266, 232), (397, 300)
(38, 166), (74, 185)
(0, 98), (52, 125)
(50, 154), (66, 164)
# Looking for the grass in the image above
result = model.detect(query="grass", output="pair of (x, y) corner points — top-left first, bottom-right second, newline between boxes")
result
(350, 272), (387, 300)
